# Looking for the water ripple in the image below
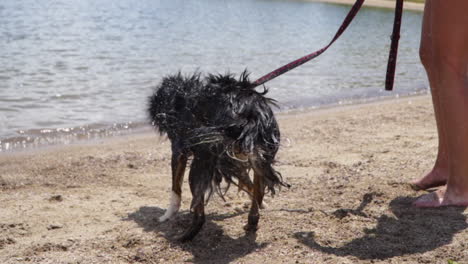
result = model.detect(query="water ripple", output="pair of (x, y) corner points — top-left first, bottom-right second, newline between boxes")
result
(0, 0), (426, 151)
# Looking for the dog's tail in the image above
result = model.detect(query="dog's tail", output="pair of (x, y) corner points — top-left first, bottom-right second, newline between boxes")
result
(204, 71), (288, 195)
(229, 112), (289, 194)
(252, 153), (290, 195)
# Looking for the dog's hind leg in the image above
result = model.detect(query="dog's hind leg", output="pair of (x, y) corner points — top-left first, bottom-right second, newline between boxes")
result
(178, 156), (209, 242)
(159, 152), (188, 222)
(178, 197), (205, 242)
(236, 170), (268, 209)
(237, 169), (253, 196)
(244, 170), (265, 232)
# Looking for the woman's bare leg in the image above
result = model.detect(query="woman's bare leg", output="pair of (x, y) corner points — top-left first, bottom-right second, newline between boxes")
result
(410, 0), (449, 190)
(414, 0), (468, 207)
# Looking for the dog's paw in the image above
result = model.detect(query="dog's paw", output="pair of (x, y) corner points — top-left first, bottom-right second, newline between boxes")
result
(159, 192), (181, 222)
(158, 213), (171, 222)
(158, 209), (178, 222)
(243, 223), (258, 232)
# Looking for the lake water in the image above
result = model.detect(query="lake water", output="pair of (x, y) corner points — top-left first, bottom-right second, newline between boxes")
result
(0, 0), (427, 152)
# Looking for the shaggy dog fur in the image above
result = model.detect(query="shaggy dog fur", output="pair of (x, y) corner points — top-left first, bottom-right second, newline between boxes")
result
(148, 71), (288, 241)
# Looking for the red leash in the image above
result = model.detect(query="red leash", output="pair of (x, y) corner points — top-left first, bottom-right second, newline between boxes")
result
(385, 0), (404, 91)
(251, 0), (404, 92)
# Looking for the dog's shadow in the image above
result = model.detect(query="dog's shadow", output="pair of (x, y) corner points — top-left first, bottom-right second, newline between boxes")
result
(125, 206), (267, 264)
(294, 194), (468, 260)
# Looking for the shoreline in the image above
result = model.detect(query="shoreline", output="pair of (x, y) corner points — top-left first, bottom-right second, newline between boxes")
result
(0, 93), (434, 157)
(309, 0), (424, 12)
(0, 92), (429, 154)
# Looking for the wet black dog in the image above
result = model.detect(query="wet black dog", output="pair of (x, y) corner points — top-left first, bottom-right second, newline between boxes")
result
(148, 71), (288, 241)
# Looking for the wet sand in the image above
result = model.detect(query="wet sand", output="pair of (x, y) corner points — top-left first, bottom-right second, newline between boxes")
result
(1, 94), (467, 263)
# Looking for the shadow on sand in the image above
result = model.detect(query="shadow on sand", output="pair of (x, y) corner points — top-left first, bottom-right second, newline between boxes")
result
(294, 194), (467, 260)
(125, 206), (267, 264)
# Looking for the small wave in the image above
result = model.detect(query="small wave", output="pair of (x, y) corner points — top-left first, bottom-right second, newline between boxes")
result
(54, 61), (68, 71)
(0, 107), (19, 112)
(0, 121), (152, 152)
(35, 120), (67, 127)
(74, 66), (89, 71)
(44, 48), (79, 53)
(48, 94), (85, 101)
(0, 97), (36, 103)
(11, 103), (48, 109)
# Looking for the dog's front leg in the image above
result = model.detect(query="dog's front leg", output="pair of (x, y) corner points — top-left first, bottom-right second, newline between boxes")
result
(159, 152), (188, 222)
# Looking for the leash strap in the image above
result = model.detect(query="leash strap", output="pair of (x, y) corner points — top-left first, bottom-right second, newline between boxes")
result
(251, 0), (365, 88)
(252, 0), (404, 92)
(385, 0), (404, 91)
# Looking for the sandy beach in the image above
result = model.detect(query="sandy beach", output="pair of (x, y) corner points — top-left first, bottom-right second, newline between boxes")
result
(1, 94), (467, 264)
(311, 0), (424, 12)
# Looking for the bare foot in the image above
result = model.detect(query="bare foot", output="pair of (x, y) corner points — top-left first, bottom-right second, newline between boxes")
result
(413, 187), (468, 208)
(410, 167), (448, 190)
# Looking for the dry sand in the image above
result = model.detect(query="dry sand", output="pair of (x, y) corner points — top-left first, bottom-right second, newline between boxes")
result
(310, 0), (424, 12)
(1, 95), (467, 264)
